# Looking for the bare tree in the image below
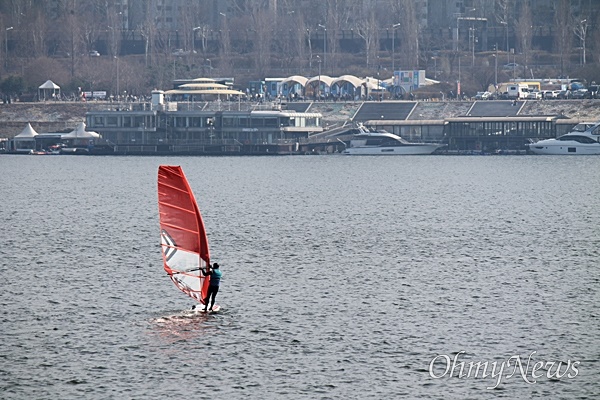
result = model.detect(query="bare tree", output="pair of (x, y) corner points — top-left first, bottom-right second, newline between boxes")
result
(321, 0), (359, 75)
(396, 0), (420, 70)
(272, 6), (302, 74)
(355, 9), (378, 69)
(106, 8), (123, 57)
(554, 0), (572, 75)
(516, 0), (532, 74)
(252, 7), (274, 75)
(218, 10), (231, 67)
(591, 12), (600, 66)
(138, 1), (156, 68)
(116, 57), (147, 96)
(29, 7), (48, 58)
(573, 17), (588, 66)
(495, 0), (511, 64)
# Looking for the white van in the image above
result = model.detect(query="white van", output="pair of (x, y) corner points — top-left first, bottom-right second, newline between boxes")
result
(488, 82), (529, 99)
(505, 83), (530, 99)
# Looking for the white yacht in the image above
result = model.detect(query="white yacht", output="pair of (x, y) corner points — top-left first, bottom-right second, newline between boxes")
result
(341, 125), (445, 155)
(528, 121), (600, 155)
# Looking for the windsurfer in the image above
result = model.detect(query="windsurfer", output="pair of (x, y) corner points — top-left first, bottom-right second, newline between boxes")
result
(202, 263), (222, 311)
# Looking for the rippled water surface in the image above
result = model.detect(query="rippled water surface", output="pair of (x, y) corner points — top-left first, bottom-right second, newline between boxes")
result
(1, 154), (598, 399)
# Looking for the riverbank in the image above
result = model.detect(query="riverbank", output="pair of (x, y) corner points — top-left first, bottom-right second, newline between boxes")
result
(1, 99), (599, 139)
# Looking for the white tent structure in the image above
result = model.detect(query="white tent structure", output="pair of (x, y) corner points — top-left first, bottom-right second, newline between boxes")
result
(61, 122), (100, 140)
(14, 122), (38, 139)
(38, 80), (61, 100)
(10, 123), (39, 152)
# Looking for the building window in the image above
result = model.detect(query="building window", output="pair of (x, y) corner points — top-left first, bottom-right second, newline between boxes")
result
(264, 118), (278, 127)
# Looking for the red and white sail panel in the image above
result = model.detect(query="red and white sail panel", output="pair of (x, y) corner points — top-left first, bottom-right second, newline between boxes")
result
(158, 165), (210, 303)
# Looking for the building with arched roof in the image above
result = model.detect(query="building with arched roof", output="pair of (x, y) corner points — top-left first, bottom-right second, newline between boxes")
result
(280, 76), (308, 98)
(306, 75), (334, 99)
(330, 75), (364, 99)
(165, 80), (245, 101)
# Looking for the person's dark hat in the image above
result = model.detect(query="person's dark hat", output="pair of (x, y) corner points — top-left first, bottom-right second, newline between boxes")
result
(212, 263), (220, 269)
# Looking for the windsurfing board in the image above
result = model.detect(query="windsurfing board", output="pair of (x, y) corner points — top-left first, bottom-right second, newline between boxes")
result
(207, 304), (221, 313)
(192, 304), (221, 313)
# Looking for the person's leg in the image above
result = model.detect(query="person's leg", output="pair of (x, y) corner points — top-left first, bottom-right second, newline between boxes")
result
(209, 287), (219, 310)
(203, 287), (213, 311)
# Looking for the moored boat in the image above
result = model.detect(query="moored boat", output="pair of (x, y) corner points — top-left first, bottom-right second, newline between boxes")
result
(341, 124), (445, 155)
(528, 121), (600, 155)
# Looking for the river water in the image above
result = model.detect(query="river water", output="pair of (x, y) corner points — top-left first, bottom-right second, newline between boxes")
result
(1, 154), (598, 399)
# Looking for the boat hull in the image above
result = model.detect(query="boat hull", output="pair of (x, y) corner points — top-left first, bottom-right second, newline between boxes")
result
(342, 144), (443, 155)
(528, 141), (600, 155)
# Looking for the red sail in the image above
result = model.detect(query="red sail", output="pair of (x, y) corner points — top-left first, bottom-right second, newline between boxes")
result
(158, 165), (210, 303)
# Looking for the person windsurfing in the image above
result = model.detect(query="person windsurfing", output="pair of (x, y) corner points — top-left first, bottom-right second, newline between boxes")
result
(201, 263), (222, 312)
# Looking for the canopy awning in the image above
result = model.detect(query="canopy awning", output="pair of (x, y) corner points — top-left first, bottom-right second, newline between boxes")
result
(61, 122), (100, 139)
(306, 75), (335, 87)
(281, 75), (308, 87)
(164, 89), (245, 96)
(331, 75), (364, 88)
(13, 123), (38, 141)
(39, 80), (60, 89)
(38, 80), (61, 100)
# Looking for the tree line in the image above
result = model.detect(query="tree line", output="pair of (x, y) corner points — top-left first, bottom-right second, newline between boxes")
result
(1, 0), (599, 99)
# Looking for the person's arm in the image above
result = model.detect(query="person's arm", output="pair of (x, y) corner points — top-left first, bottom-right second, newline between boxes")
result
(200, 264), (213, 276)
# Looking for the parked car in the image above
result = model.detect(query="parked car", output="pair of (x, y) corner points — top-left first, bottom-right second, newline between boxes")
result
(542, 90), (559, 99)
(525, 90), (542, 100)
(89, 50), (100, 57)
(571, 88), (588, 99)
(558, 90), (571, 99)
(475, 91), (491, 100)
(52, 51), (71, 58)
(586, 85), (599, 99)
(502, 62), (519, 70)
(172, 49), (197, 56)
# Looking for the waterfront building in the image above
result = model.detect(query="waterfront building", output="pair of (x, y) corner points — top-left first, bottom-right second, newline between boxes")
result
(85, 90), (323, 155)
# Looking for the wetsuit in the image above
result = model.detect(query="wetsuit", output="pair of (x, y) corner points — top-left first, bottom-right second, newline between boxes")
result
(203, 268), (222, 310)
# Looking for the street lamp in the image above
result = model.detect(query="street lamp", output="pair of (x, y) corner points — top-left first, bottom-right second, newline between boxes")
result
(493, 44), (498, 86)
(578, 19), (587, 65)
(500, 21), (509, 63)
(205, 58), (212, 76)
(318, 24), (326, 72)
(469, 27), (476, 68)
(192, 26), (201, 54)
(376, 57), (382, 101)
(114, 56), (119, 100)
(108, 25), (117, 57)
(457, 55), (461, 98)
(5, 27), (13, 69)
(316, 55), (321, 100)
(456, 8), (476, 52)
(306, 29), (312, 68)
(391, 23), (401, 73)
(219, 12), (227, 59)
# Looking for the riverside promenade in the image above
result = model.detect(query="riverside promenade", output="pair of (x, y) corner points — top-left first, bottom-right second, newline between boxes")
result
(1, 99), (600, 140)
